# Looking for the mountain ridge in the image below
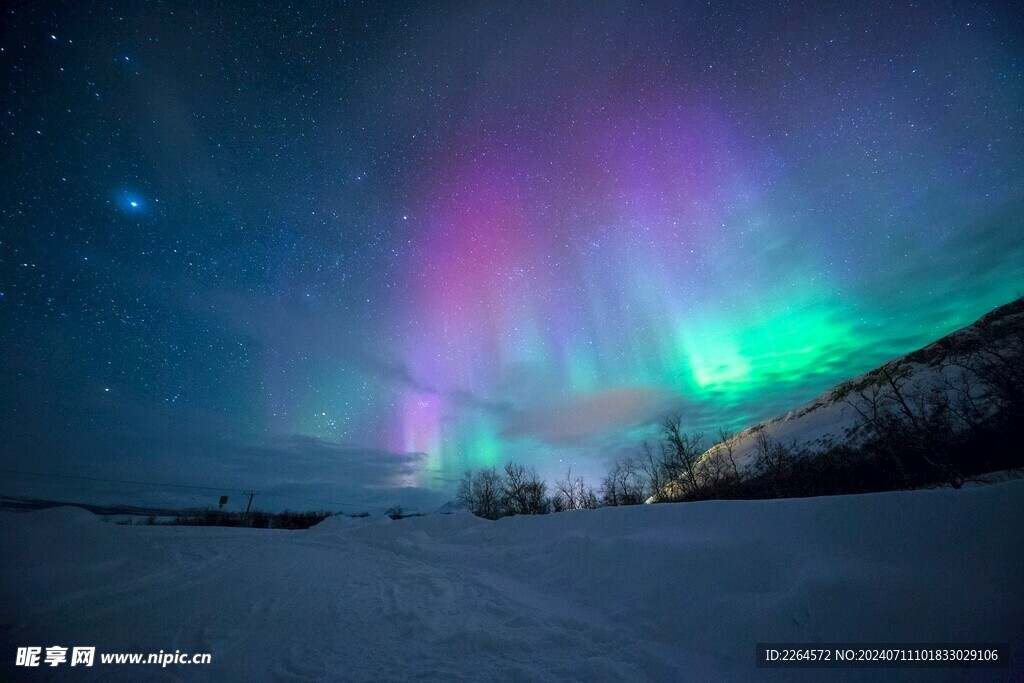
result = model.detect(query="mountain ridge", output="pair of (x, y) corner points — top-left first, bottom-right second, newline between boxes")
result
(701, 296), (1024, 472)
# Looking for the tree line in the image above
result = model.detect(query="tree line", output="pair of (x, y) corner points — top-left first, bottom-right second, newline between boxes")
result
(455, 415), (747, 519)
(457, 304), (1024, 519)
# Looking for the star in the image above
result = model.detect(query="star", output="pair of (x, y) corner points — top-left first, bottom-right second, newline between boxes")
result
(118, 191), (145, 213)
(2, 0), (1021, 517)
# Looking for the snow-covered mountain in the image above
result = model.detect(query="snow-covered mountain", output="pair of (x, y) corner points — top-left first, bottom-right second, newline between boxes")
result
(702, 297), (1024, 472)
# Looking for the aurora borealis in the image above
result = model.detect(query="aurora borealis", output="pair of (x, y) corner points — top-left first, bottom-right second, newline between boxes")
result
(2, 2), (1023, 510)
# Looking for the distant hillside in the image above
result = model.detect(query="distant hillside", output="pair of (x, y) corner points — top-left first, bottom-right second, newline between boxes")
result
(0, 495), (185, 518)
(700, 296), (1024, 476)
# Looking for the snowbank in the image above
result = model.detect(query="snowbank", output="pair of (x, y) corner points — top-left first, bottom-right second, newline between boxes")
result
(2, 482), (1022, 681)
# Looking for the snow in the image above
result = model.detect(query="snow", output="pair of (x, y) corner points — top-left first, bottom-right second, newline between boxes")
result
(701, 299), (1024, 474)
(714, 393), (861, 469)
(2, 482), (1022, 681)
(704, 356), (969, 473)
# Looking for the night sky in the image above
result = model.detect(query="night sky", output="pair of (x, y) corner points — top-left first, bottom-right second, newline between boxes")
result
(2, 1), (1023, 512)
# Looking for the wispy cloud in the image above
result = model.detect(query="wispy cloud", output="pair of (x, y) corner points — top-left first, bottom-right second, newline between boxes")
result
(500, 385), (678, 446)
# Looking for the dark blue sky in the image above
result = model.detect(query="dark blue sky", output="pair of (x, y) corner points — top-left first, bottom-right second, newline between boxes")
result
(2, 1), (1023, 511)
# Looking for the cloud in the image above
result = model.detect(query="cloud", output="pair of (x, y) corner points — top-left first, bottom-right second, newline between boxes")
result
(1, 375), (449, 512)
(500, 385), (678, 446)
(135, 432), (451, 512)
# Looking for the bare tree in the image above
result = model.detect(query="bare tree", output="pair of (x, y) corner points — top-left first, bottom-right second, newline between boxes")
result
(522, 477), (550, 515)
(658, 415), (706, 500)
(693, 429), (743, 498)
(501, 462), (529, 516)
(844, 379), (913, 488)
(845, 363), (964, 488)
(715, 428), (742, 484)
(554, 467), (598, 511)
(455, 471), (473, 510)
(600, 457), (646, 506)
(456, 467), (504, 519)
(947, 324), (1024, 434)
(752, 431), (800, 497)
(502, 462), (549, 515)
(638, 441), (669, 502)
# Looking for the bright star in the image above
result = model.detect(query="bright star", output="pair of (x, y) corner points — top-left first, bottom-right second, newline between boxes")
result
(119, 191), (145, 213)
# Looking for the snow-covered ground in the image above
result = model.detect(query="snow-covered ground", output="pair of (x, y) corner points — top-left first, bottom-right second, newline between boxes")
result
(2, 481), (1022, 681)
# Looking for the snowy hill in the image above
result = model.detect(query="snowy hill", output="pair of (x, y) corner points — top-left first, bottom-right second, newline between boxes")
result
(2, 481), (1022, 680)
(702, 297), (1024, 472)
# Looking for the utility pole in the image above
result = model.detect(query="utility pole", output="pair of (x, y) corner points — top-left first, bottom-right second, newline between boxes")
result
(242, 490), (259, 525)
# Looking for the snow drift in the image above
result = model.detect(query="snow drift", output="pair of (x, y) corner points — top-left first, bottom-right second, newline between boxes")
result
(2, 481), (1022, 681)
